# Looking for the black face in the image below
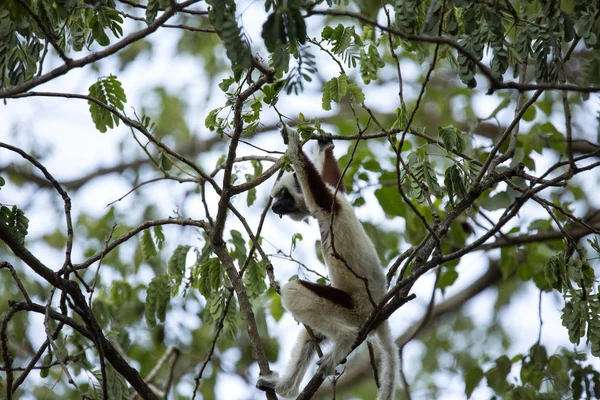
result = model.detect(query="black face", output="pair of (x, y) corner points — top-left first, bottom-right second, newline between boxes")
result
(271, 188), (298, 216)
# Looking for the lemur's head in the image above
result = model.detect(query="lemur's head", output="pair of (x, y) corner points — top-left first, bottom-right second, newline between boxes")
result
(270, 172), (309, 221)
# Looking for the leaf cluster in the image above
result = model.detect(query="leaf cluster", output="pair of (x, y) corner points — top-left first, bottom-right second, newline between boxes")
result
(544, 239), (600, 357)
(0, 204), (29, 244)
(0, 1), (125, 89)
(88, 75), (127, 133)
(262, 0), (306, 74)
(207, 0), (252, 78)
(283, 45), (317, 95)
(321, 73), (364, 110)
(321, 24), (362, 68)
(407, 150), (442, 202)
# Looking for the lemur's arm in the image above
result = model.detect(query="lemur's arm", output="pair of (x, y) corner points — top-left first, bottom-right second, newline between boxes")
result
(317, 136), (345, 192)
(287, 130), (341, 214)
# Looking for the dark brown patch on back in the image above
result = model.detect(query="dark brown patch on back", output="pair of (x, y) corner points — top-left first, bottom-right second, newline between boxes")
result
(297, 280), (354, 309)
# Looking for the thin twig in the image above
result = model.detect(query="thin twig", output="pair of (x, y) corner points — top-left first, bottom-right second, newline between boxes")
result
(0, 142), (81, 287)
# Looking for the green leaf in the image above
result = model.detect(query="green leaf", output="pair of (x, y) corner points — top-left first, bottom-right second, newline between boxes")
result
(522, 106), (537, 122)
(205, 108), (221, 131)
(445, 8), (459, 35)
(0, 15), (43, 89)
(209, 257), (223, 291)
(262, 12), (281, 53)
(207, 0), (252, 77)
(196, 257), (219, 298)
(509, 387), (536, 400)
(229, 229), (246, 263)
(485, 355), (512, 394)
(322, 74), (352, 110)
(153, 226), (165, 250)
(359, 44), (384, 84)
(465, 366), (483, 398)
(544, 253), (566, 292)
(588, 236), (600, 255)
(348, 83), (365, 104)
(158, 153), (172, 172)
(40, 353), (52, 378)
(408, 151), (443, 199)
(375, 185), (406, 217)
(269, 289), (284, 321)
(88, 75), (127, 133)
(287, 8), (307, 47)
(444, 164), (469, 207)
(547, 355), (562, 374)
(561, 298), (586, 345)
(437, 266), (458, 292)
(322, 82), (332, 110)
(322, 24), (355, 55)
(333, 74), (349, 101)
(155, 273), (171, 322)
(0, 205), (29, 244)
(244, 259), (267, 299)
(438, 125), (466, 153)
(140, 229), (157, 260)
(394, 0), (418, 34)
(219, 77), (235, 92)
(168, 245), (190, 292)
(146, 0), (169, 24)
(500, 247), (517, 279)
(247, 187), (257, 207)
(479, 190), (514, 211)
(145, 274), (165, 327)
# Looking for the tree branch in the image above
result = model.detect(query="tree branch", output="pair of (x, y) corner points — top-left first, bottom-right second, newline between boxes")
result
(316, 264), (502, 396)
(307, 9), (600, 94)
(0, 225), (160, 399)
(0, 0), (202, 98)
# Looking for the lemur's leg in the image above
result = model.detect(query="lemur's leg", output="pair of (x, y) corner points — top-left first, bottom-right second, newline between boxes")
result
(280, 280), (358, 377)
(286, 129), (340, 215)
(256, 328), (327, 397)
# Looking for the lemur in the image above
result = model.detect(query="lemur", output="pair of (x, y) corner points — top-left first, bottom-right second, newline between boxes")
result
(257, 129), (398, 400)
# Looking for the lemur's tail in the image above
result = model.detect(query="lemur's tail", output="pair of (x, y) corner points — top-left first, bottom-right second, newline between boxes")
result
(375, 321), (399, 400)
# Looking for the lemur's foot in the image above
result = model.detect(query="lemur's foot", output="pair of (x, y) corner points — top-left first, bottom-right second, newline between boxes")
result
(256, 371), (279, 391)
(256, 371), (300, 398)
(286, 128), (302, 163)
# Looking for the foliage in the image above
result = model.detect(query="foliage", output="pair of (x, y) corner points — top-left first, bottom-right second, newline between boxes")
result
(0, 204), (28, 244)
(88, 75), (127, 133)
(545, 240), (600, 357)
(206, 0), (252, 78)
(1, 1), (600, 399)
(321, 73), (364, 110)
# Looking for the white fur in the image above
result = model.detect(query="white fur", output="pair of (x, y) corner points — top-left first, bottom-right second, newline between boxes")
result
(261, 129), (397, 400)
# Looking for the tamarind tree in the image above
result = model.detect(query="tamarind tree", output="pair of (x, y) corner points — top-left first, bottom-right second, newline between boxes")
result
(1, 0), (600, 399)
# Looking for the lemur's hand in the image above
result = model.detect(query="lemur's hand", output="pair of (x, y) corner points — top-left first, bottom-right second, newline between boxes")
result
(316, 134), (334, 152)
(286, 128), (302, 164)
